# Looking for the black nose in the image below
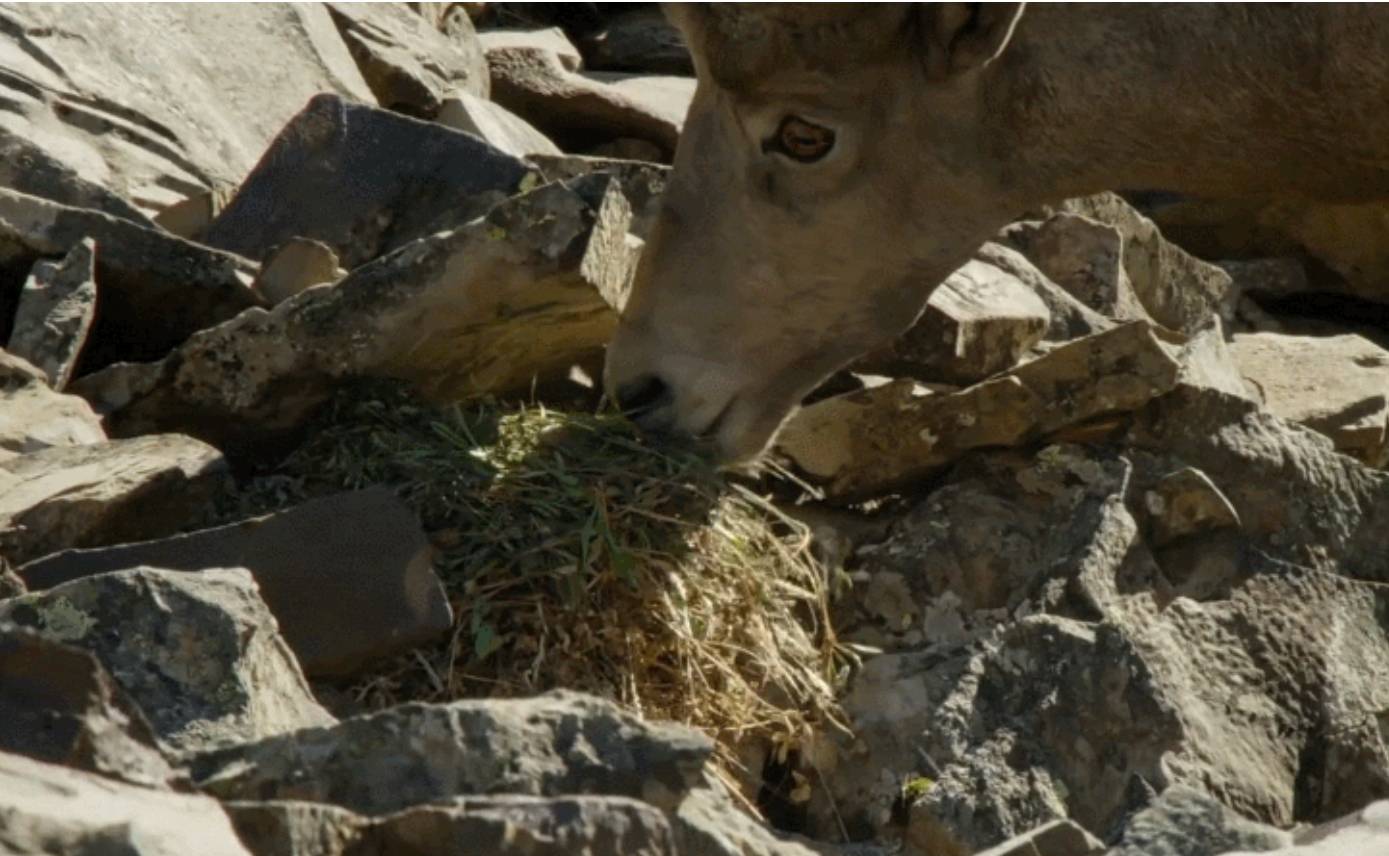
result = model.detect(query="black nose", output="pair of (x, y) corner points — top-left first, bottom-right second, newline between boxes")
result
(614, 374), (673, 419)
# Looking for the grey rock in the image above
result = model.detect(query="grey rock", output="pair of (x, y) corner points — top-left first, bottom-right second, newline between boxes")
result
(0, 433), (227, 565)
(0, 624), (178, 789)
(7, 237), (97, 389)
(224, 801), (365, 856)
(0, 349), (105, 464)
(0, 566), (334, 756)
(20, 488), (452, 679)
(203, 94), (537, 270)
(152, 184), (236, 243)
(1108, 786), (1291, 856)
(1217, 257), (1310, 302)
(89, 177), (633, 457)
(1142, 466), (1242, 547)
(529, 153), (668, 239)
(0, 3), (374, 215)
(0, 751), (251, 856)
(254, 238), (344, 305)
(1278, 800), (1389, 856)
(480, 27), (584, 72)
(579, 7), (694, 75)
(974, 819), (1105, 856)
(0, 189), (261, 370)
(328, 2), (488, 118)
(1007, 213), (1152, 323)
(976, 241), (1115, 343)
(0, 133), (153, 225)
(192, 690), (711, 815)
(436, 89), (563, 158)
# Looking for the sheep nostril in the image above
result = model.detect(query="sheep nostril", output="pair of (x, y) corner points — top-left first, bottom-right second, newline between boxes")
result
(614, 374), (673, 419)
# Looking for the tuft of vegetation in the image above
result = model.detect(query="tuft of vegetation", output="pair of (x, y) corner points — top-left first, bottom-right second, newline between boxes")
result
(222, 381), (846, 771)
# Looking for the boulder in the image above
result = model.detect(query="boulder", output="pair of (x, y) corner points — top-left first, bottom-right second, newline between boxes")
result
(20, 488), (453, 678)
(253, 238), (344, 305)
(327, 2), (488, 117)
(1005, 212), (1152, 323)
(853, 257), (1052, 385)
(0, 350), (105, 464)
(0, 625), (179, 789)
(0, 566), (335, 756)
(0, 433), (227, 565)
(0, 3), (373, 215)
(975, 241), (1115, 343)
(0, 189), (261, 371)
(153, 184), (236, 243)
(1229, 332), (1389, 467)
(202, 94), (537, 270)
(529, 153), (669, 239)
(85, 176), (633, 457)
(436, 89), (564, 158)
(479, 27), (584, 72)
(191, 690), (711, 814)
(0, 751), (251, 856)
(6, 238), (97, 388)
(0, 133), (153, 225)
(577, 6), (694, 75)
(1107, 786), (1292, 856)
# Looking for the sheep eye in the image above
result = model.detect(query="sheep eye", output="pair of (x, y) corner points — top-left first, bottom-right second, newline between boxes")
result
(765, 116), (836, 163)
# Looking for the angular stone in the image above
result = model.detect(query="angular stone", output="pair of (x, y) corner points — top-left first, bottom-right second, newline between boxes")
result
(1108, 787), (1291, 856)
(0, 567), (334, 756)
(1008, 213), (1152, 323)
(7, 238), (97, 388)
(487, 43), (692, 159)
(0, 189), (261, 370)
(192, 690), (711, 815)
(0, 433), (227, 565)
(529, 153), (669, 239)
(328, 2), (488, 117)
(480, 27), (584, 72)
(254, 238), (343, 305)
(578, 7), (694, 75)
(0, 751), (251, 856)
(0, 625), (178, 789)
(854, 257), (1051, 384)
(0, 350), (105, 464)
(1219, 257), (1310, 301)
(1059, 192), (1235, 333)
(976, 241), (1114, 343)
(1143, 466), (1242, 546)
(152, 184), (236, 242)
(20, 488), (452, 679)
(779, 321), (1189, 498)
(1285, 800), (1389, 856)
(202, 94), (537, 270)
(436, 89), (563, 159)
(0, 3), (373, 215)
(973, 819), (1105, 856)
(224, 801), (365, 856)
(0, 133), (154, 225)
(1230, 332), (1389, 467)
(90, 177), (633, 457)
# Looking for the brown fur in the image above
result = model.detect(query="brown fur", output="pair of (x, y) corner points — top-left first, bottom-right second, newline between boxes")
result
(605, 3), (1389, 463)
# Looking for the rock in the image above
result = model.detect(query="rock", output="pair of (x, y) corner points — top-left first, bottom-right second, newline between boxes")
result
(89, 176), (633, 457)
(202, 94), (537, 270)
(153, 184), (236, 242)
(254, 238), (344, 305)
(0, 350), (105, 464)
(1278, 800), (1389, 856)
(436, 89), (564, 158)
(0, 3), (374, 215)
(0, 751), (252, 856)
(224, 801), (365, 856)
(1005, 213), (1152, 323)
(487, 41), (693, 159)
(192, 690), (711, 814)
(976, 241), (1115, 343)
(578, 6), (694, 75)
(6, 238), (97, 389)
(0, 566), (334, 756)
(1056, 192), (1235, 333)
(20, 488), (453, 679)
(327, 2), (488, 118)
(0, 133), (154, 225)
(0, 625), (178, 788)
(0, 433), (227, 565)
(479, 26), (584, 72)
(529, 153), (669, 239)
(1229, 332), (1389, 467)
(1218, 257), (1311, 302)
(1107, 786), (1292, 856)
(777, 321), (1211, 498)
(973, 819), (1105, 856)
(0, 562), (23, 598)
(853, 258), (1051, 385)
(1143, 466), (1242, 547)
(0, 189), (262, 371)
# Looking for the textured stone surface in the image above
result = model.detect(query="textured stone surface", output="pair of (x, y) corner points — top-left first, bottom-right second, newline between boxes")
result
(0, 566), (334, 756)
(1108, 787), (1292, 856)
(0, 350), (104, 464)
(1008, 212), (1152, 323)
(253, 238), (343, 305)
(6, 238), (97, 389)
(20, 488), (452, 678)
(436, 89), (563, 158)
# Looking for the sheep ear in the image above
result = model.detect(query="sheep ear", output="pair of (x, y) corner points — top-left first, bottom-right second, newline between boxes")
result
(922, 3), (1024, 81)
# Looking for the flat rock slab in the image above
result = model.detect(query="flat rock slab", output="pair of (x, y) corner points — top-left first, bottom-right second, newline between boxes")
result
(529, 153), (669, 240)
(437, 89), (563, 159)
(0, 3), (374, 214)
(203, 93), (536, 270)
(0, 624), (178, 789)
(0, 350), (105, 464)
(0, 188), (262, 370)
(6, 237), (97, 389)
(1230, 332), (1389, 467)
(87, 177), (633, 457)
(0, 433), (226, 565)
(192, 690), (712, 815)
(1282, 801), (1389, 856)
(0, 566), (334, 756)
(21, 488), (452, 678)
(0, 751), (251, 856)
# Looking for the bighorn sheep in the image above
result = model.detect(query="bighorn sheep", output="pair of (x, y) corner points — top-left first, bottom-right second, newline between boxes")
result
(604, 3), (1389, 462)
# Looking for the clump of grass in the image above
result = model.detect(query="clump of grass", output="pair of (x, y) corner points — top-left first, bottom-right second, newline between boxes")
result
(229, 381), (844, 768)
